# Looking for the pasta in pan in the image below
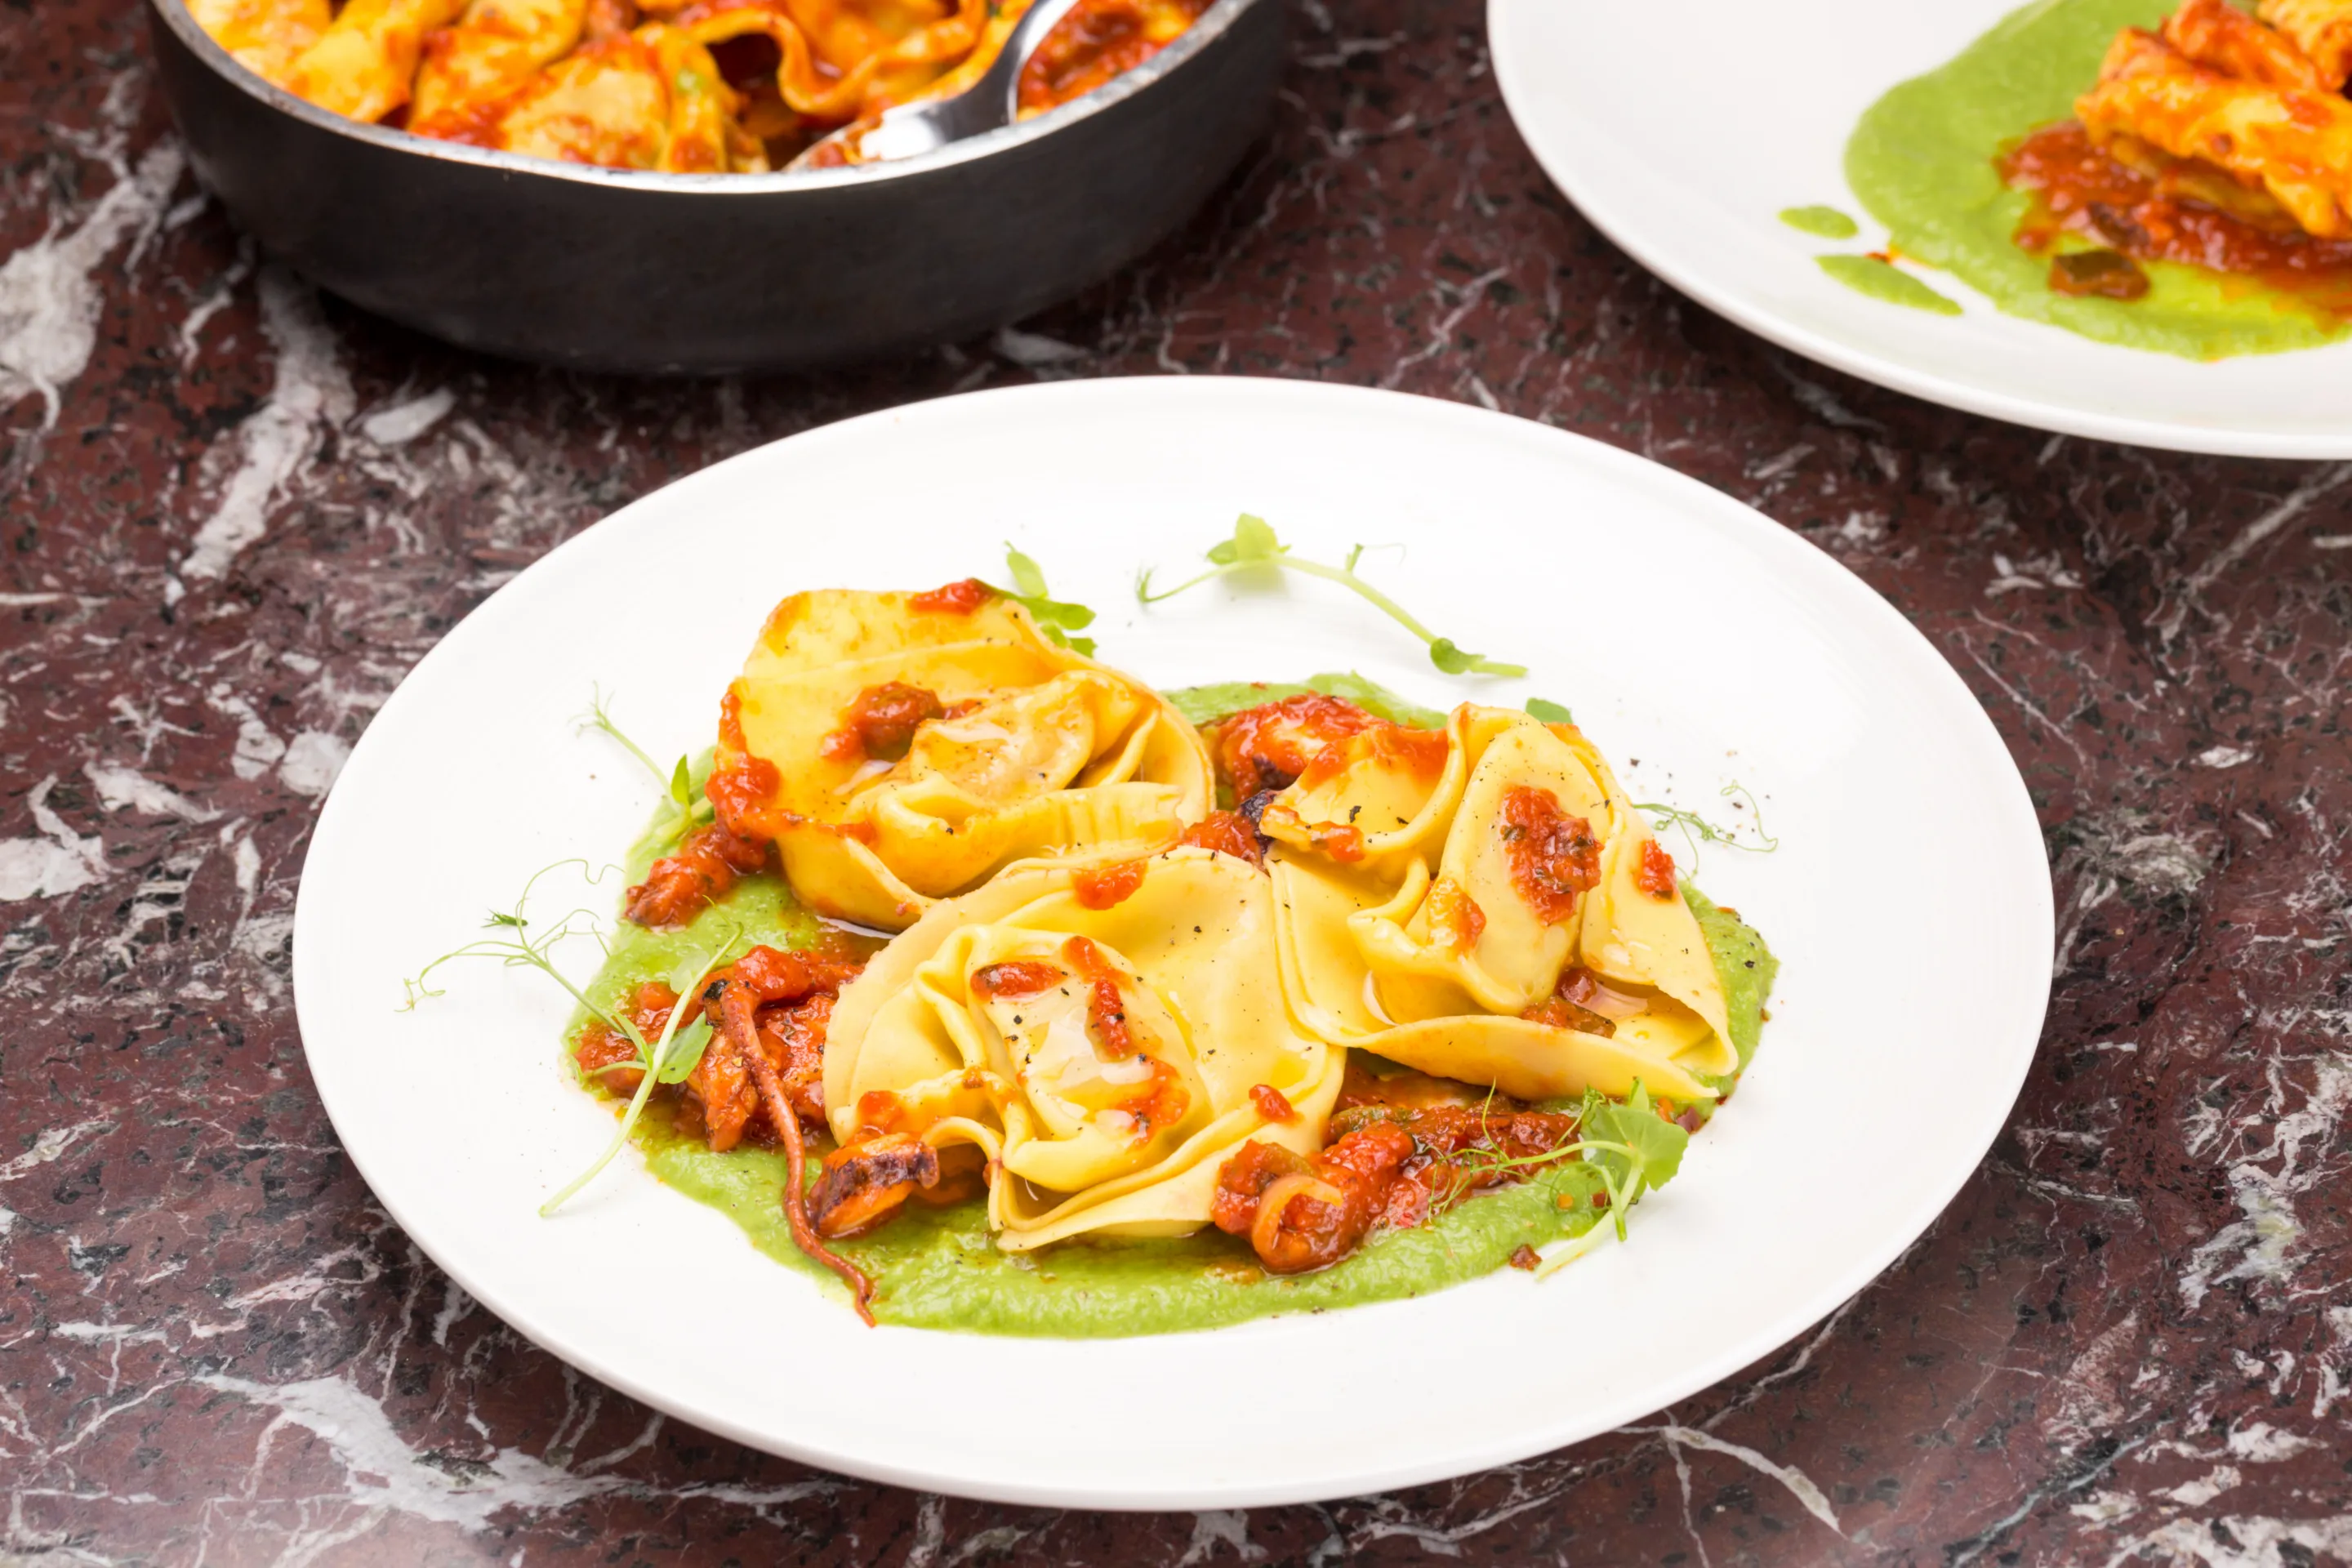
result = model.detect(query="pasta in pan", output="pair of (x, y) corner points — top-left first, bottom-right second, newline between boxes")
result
(189, 0), (1209, 169)
(1989, 0), (2352, 327)
(407, 551), (1776, 1336)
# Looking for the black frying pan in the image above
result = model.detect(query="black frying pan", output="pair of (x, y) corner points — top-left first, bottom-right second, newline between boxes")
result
(146, 0), (1281, 372)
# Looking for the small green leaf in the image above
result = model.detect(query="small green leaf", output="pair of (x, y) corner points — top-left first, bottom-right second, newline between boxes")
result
(1160, 680), (1309, 726)
(1029, 618), (1098, 658)
(668, 954), (714, 996)
(668, 754), (694, 810)
(1306, 672), (1446, 729)
(1581, 1082), (1690, 1196)
(1228, 514), (1285, 564)
(1004, 541), (1049, 599)
(1160, 672), (1448, 729)
(987, 546), (1099, 657)
(1526, 697), (1573, 724)
(485, 911), (528, 929)
(1428, 638), (1480, 675)
(1034, 597), (1095, 630)
(655, 1017), (713, 1084)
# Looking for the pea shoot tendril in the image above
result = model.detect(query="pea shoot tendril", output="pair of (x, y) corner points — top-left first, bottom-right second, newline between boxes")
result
(578, 688), (710, 849)
(399, 858), (747, 1217)
(1635, 782), (1780, 868)
(1437, 1082), (1690, 1276)
(1137, 514), (1529, 679)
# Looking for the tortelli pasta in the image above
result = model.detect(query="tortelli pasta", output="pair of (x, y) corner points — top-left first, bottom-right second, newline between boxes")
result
(706, 585), (1213, 930)
(1261, 706), (1735, 1102)
(823, 850), (1342, 1250)
(189, 0), (1210, 170)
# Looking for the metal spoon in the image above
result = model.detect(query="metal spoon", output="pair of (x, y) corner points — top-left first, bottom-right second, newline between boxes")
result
(790, 0), (1087, 170)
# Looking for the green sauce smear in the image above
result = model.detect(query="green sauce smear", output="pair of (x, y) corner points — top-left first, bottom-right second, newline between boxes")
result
(1781, 204), (1860, 239)
(1843, 0), (2352, 357)
(1164, 670), (1446, 731)
(570, 754), (1775, 1338)
(1817, 254), (1965, 315)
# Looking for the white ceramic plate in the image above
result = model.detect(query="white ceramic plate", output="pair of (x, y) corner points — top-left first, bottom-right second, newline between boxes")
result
(1488, 0), (2352, 457)
(294, 377), (2051, 1508)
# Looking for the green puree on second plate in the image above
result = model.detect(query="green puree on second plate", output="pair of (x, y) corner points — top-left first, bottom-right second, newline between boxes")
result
(1780, 204), (1860, 239)
(1817, 255), (1963, 315)
(1843, 0), (2352, 358)
(573, 754), (1777, 1337)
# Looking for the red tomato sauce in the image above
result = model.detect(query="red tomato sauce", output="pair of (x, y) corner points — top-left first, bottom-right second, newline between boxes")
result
(1209, 1089), (1585, 1275)
(820, 681), (944, 763)
(1426, 875), (1486, 950)
(1110, 1057), (1191, 1143)
(1018, 0), (1211, 113)
(1498, 785), (1600, 924)
(1250, 1083), (1298, 1123)
(1296, 721), (1449, 791)
(1635, 839), (1678, 901)
(572, 943), (864, 1153)
(1071, 858), (1147, 910)
(1999, 121), (2352, 317)
(1317, 823), (1366, 862)
(908, 578), (993, 614)
(1211, 693), (1379, 798)
(623, 822), (770, 928)
(1059, 934), (1137, 1058)
(709, 686), (782, 838)
(1520, 965), (1619, 1036)
(1177, 808), (1266, 866)
(971, 960), (1066, 999)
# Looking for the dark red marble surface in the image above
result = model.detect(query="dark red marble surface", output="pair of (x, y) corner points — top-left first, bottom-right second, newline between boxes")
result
(5, 0), (2351, 1559)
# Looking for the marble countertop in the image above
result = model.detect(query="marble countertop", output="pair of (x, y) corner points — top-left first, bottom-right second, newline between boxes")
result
(5, 0), (2350, 1561)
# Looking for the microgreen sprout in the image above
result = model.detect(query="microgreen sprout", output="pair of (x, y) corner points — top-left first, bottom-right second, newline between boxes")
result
(1137, 515), (1529, 679)
(578, 687), (711, 849)
(401, 860), (626, 1018)
(1635, 782), (1780, 868)
(1525, 697), (1573, 724)
(991, 543), (1097, 656)
(399, 860), (747, 1218)
(537, 924), (742, 1218)
(1440, 1082), (1690, 1277)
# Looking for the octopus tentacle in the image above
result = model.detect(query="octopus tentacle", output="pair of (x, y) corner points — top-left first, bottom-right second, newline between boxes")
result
(713, 979), (878, 1325)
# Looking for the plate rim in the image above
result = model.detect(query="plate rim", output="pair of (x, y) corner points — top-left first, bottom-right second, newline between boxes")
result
(291, 375), (2055, 1508)
(1485, 0), (2352, 460)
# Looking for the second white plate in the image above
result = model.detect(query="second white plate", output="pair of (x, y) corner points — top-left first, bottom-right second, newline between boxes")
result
(1489, 0), (2352, 456)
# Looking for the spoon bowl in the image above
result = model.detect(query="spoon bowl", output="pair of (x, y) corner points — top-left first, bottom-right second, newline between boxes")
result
(794, 0), (1090, 170)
